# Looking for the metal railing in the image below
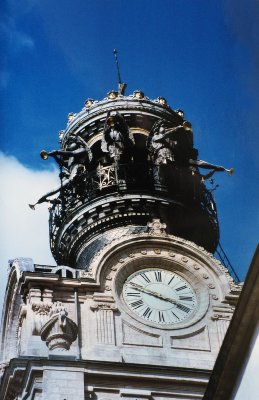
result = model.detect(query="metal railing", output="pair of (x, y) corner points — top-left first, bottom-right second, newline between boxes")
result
(49, 162), (219, 253)
(215, 242), (240, 283)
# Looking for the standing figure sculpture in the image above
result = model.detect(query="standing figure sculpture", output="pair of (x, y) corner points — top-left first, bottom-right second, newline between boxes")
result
(147, 118), (233, 175)
(101, 111), (134, 162)
(147, 119), (175, 165)
(29, 135), (92, 210)
(147, 119), (195, 166)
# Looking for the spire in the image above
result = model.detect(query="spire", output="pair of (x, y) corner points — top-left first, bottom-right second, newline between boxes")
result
(113, 49), (127, 95)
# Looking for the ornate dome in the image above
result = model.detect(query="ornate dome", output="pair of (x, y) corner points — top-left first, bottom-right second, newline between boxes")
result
(40, 91), (219, 266)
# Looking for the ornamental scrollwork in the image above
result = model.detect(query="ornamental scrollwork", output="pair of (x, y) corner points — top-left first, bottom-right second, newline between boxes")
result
(31, 302), (52, 315)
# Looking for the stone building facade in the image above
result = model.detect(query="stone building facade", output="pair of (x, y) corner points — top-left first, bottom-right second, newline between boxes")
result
(0, 90), (241, 399)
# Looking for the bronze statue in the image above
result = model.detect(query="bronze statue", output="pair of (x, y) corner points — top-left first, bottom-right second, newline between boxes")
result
(101, 111), (134, 162)
(147, 119), (193, 165)
(148, 118), (233, 175)
(29, 135), (92, 210)
(189, 159), (234, 175)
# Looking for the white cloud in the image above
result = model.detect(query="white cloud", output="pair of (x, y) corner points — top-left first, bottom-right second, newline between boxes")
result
(1, 16), (35, 51)
(0, 152), (59, 313)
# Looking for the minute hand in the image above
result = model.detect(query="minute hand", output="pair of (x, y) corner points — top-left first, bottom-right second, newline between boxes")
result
(130, 282), (178, 304)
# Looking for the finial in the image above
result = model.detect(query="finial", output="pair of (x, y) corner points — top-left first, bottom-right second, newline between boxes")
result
(113, 49), (127, 96)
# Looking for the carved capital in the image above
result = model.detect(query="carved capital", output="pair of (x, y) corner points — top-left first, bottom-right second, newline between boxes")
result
(31, 302), (52, 315)
(90, 302), (118, 311)
(41, 302), (78, 351)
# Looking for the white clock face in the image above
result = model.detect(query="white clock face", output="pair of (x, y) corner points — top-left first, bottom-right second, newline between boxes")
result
(123, 268), (198, 325)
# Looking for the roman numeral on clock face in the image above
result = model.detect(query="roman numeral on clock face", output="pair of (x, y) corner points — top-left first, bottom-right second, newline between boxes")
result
(171, 311), (180, 320)
(176, 303), (191, 313)
(168, 275), (175, 285)
(155, 271), (162, 282)
(175, 285), (187, 291)
(142, 307), (152, 319)
(130, 299), (144, 309)
(158, 311), (165, 322)
(140, 272), (150, 283)
(126, 292), (141, 297)
(179, 296), (193, 301)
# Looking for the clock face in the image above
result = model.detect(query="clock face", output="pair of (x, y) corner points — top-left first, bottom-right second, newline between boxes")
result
(123, 268), (198, 325)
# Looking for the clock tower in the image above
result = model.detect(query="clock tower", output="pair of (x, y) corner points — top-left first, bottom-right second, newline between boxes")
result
(0, 89), (241, 399)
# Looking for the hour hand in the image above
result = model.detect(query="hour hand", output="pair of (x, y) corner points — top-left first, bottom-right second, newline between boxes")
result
(129, 282), (177, 304)
(130, 282), (144, 290)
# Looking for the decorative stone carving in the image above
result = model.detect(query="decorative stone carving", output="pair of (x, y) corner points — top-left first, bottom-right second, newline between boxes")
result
(147, 219), (166, 235)
(230, 282), (243, 292)
(211, 306), (233, 346)
(133, 89), (145, 99)
(31, 303), (52, 315)
(28, 288), (53, 335)
(128, 253), (135, 258)
(211, 313), (232, 321)
(91, 301), (117, 345)
(208, 283), (215, 289)
(90, 303), (118, 311)
(212, 314), (231, 346)
(41, 302), (78, 351)
(80, 268), (93, 279)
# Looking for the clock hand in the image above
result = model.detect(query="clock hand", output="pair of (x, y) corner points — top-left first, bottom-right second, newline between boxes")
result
(130, 282), (178, 304)
(129, 282), (193, 314)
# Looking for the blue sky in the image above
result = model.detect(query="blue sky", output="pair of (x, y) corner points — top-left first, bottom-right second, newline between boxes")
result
(1, 0), (258, 285)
